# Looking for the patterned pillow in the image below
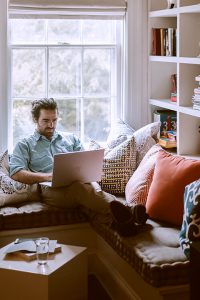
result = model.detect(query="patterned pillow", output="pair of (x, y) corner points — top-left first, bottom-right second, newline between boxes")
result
(125, 143), (161, 206)
(106, 118), (135, 145)
(133, 122), (160, 167)
(99, 136), (137, 195)
(0, 150), (40, 207)
(179, 179), (200, 259)
(107, 135), (127, 149)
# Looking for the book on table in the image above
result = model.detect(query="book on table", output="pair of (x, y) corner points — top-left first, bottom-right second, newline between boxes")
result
(4, 238), (61, 261)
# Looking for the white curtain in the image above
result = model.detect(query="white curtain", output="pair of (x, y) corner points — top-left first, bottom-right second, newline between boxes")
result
(0, 0), (8, 152)
(124, 0), (149, 130)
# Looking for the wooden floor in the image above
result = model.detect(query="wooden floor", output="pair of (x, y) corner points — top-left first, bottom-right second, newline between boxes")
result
(88, 274), (111, 300)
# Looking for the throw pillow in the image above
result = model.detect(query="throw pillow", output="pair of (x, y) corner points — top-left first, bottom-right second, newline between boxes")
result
(133, 122), (160, 167)
(0, 150), (40, 207)
(107, 135), (127, 149)
(106, 118), (135, 145)
(125, 143), (162, 206)
(146, 150), (200, 226)
(99, 136), (137, 195)
(179, 179), (200, 259)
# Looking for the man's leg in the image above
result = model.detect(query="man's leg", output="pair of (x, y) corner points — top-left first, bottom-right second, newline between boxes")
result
(41, 182), (148, 236)
(41, 181), (115, 225)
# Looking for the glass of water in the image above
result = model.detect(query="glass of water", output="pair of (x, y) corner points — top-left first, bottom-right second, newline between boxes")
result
(35, 237), (49, 265)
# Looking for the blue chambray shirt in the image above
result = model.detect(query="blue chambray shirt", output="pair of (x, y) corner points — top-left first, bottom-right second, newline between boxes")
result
(9, 131), (84, 176)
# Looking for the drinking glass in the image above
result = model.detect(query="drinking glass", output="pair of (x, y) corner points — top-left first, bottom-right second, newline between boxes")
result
(35, 237), (49, 265)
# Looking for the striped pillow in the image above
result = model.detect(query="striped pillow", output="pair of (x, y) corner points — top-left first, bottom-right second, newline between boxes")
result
(125, 144), (161, 205)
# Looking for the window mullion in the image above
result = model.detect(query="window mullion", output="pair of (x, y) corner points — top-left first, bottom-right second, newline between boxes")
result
(46, 46), (49, 98)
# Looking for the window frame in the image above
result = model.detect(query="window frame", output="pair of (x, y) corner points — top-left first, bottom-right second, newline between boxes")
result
(8, 16), (125, 150)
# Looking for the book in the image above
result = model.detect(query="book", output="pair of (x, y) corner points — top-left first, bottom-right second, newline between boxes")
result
(159, 130), (177, 149)
(152, 28), (161, 55)
(160, 28), (165, 56)
(152, 27), (176, 57)
(159, 137), (177, 149)
(154, 110), (177, 137)
(4, 239), (62, 261)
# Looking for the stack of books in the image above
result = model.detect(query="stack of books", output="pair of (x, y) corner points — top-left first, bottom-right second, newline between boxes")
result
(192, 75), (200, 110)
(151, 27), (177, 56)
(159, 130), (177, 149)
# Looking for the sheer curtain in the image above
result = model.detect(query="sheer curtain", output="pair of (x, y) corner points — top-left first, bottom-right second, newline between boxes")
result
(0, 0), (8, 152)
(124, 0), (148, 130)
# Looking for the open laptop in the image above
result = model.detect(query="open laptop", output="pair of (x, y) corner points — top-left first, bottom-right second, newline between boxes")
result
(40, 148), (104, 188)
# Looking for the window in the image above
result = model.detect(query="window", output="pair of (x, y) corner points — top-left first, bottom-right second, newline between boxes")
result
(9, 17), (124, 147)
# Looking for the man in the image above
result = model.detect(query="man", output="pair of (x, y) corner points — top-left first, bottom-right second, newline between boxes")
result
(9, 98), (148, 236)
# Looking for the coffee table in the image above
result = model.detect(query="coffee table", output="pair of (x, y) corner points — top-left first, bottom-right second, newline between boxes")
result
(0, 243), (87, 300)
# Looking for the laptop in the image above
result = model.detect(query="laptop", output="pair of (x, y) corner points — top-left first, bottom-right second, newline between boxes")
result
(40, 148), (104, 188)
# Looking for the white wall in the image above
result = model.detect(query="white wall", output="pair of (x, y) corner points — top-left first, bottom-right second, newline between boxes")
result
(0, 0), (8, 152)
(124, 0), (149, 130)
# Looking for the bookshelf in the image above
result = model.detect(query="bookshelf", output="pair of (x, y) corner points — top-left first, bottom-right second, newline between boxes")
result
(148, 0), (200, 157)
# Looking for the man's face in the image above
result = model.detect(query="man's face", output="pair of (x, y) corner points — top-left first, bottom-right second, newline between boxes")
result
(35, 109), (58, 139)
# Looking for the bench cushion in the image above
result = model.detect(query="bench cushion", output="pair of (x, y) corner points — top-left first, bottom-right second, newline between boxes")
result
(92, 218), (189, 287)
(0, 201), (87, 230)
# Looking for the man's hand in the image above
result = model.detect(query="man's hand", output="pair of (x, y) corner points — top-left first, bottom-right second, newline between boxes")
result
(11, 170), (53, 185)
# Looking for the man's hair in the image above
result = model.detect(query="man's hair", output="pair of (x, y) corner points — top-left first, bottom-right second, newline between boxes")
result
(31, 98), (58, 120)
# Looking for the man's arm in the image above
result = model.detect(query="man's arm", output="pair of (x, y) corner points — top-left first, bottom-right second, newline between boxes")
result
(11, 169), (52, 185)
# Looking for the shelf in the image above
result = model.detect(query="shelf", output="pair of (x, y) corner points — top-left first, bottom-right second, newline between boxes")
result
(150, 57), (200, 64)
(149, 1), (200, 156)
(180, 4), (200, 14)
(149, 8), (178, 18)
(149, 4), (200, 17)
(179, 57), (200, 64)
(149, 56), (177, 63)
(179, 106), (200, 117)
(149, 99), (177, 111)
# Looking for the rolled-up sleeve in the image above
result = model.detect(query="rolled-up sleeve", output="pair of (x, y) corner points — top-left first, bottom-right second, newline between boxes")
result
(9, 140), (30, 177)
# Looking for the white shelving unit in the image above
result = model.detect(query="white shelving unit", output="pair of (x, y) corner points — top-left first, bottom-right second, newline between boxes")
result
(148, 0), (200, 157)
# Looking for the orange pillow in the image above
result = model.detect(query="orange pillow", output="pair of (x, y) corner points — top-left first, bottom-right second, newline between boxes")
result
(146, 150), (200, 226)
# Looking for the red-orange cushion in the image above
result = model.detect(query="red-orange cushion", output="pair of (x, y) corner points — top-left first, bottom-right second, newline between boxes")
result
(146, 150), (200, 226)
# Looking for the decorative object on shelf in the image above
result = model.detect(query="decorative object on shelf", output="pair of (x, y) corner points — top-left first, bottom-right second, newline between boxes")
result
(192, 75), (200, 111)
(170, 74), (177, 102)
(166, 0), (176, 9)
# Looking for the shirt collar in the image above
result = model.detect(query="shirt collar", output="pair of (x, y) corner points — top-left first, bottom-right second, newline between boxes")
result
(33, 130), (62, 142)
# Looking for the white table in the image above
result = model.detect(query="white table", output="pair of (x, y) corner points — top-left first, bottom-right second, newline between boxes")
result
(0, 243), (87, 300)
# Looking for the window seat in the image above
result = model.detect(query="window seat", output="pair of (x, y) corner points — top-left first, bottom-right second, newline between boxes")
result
(0, 199), (190, 300)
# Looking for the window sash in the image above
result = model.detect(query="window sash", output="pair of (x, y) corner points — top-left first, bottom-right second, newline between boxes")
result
(9, 16), (124, 148)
